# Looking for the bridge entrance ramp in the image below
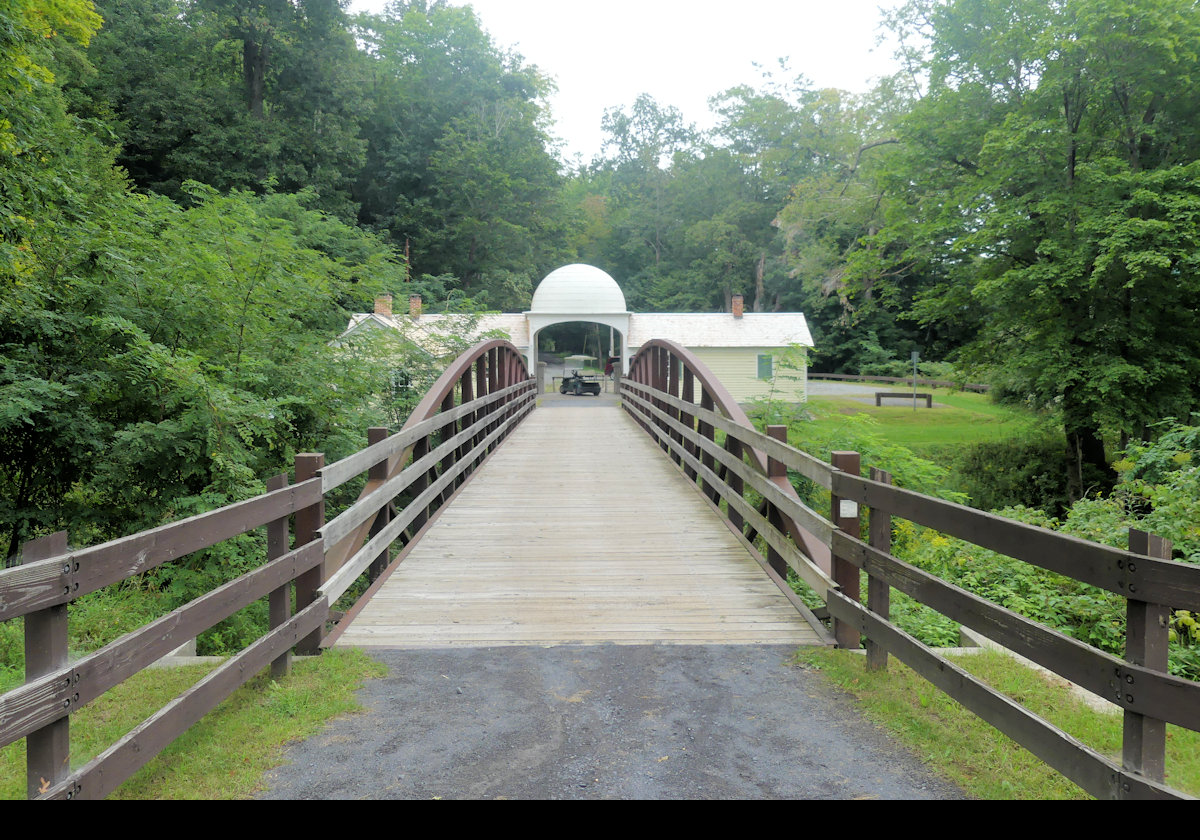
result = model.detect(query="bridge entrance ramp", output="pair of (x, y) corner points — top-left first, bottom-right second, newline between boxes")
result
(334, 403), (823, 647)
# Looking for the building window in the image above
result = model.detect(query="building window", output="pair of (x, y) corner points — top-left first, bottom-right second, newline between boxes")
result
(757, 354), (773, 380)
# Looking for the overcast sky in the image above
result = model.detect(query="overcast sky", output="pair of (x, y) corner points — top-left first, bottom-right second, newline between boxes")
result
(349, 1), (904, 165)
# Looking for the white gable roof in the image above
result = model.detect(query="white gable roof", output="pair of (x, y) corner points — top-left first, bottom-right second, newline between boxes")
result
(336, 312), (530, 352)
(627, 313), (813, 348)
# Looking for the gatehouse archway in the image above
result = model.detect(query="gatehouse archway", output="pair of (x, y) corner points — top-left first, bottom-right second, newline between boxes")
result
(524, 264), (631, 375)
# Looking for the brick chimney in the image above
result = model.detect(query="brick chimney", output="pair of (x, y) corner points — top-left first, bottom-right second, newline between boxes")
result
(731, 294), (744, 318)
(374, 294), (393, 317)
(409, 294), (422, 319)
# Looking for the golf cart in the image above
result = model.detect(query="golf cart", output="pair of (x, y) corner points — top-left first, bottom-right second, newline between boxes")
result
(560, 369), (601, 396)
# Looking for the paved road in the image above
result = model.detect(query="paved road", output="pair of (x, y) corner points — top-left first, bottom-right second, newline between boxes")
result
(806, 381), (883, 397)
(257, 645), (965, 800)
(807, 380), (944, 408)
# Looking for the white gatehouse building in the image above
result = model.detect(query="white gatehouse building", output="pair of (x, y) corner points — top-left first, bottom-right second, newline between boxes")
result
(340, 264), (814, 403)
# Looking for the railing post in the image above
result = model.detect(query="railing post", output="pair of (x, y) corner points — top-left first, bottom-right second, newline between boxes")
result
(726, 436), (745, 534)
(265, 474), (292, 679)
(502, 351), (513, 422)
(367, 427), (391, 582)
(487, 348), (499, 451)
(680, 368), (696, 480)
(475, 355), (488, 451)
(438, 391), (456, 504)
(458, 373), (474, 488)
(641, 357), (655, 433)
(866, 467), (893, 671)
(23, 530), (70, 799)
(1123, 528), (1171, 785)
(699, 388), (717, 502)
(831, 450), (862, 650)
(294, 452), (325, 655)
(681, 367), (700, 470)
(667, 352), (682, 465)
(654, 347), (669, 453)
(765, 425), (790, 580)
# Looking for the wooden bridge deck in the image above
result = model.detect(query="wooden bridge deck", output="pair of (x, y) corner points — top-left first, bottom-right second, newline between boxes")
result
(335, 401), (822, 648)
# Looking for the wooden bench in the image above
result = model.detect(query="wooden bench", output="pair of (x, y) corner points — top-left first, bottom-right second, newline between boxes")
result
(876, 391), (932, 408)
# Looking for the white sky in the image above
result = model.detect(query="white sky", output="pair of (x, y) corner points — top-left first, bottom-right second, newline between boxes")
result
(349, 0), (904, 165)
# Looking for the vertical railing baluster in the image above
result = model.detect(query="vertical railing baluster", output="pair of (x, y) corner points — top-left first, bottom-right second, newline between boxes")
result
(866, 467), (892, 671)
(475, 354), (487, 454)
(765, 425), (789, 580)
(506, 352), (517, 423)
(266, 474), (292, 679)
(650, 351), (658, 432)
(830, 450), (862, 650)
(366, 427), (391, 582)
(499, 350), (510, 428)
(699, 388), (717, 502)
(631, 356), (645, 430)
(437, 391), (455, 507)
(23, 530), (70, 799)
(726, 435), (745, 533)
(487, 347), (499, 452)
(410, 435), (430, 535)
(294, 452), (325, 655)
(1123, 528), (1171, 788)
(458, 372), (474, 488)
(655, 347), (669, 453)
(681, 368), (697, 480)
(667, 351), (682, 466)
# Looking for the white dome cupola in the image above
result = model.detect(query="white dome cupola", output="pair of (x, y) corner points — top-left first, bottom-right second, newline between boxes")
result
(529, 264), (627, 314)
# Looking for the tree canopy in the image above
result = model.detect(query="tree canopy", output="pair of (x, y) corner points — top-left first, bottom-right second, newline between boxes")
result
(843, 0), (1200, 485)
(6, 0), (1200, 557)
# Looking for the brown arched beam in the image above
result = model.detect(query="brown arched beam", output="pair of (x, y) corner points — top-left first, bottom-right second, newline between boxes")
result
(323, 339), (532, 580)
(623, 339), (831, 575)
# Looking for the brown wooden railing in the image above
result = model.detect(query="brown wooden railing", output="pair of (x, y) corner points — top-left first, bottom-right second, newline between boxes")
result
(621, 339), (1200, 800)
(0, 339), (533, 799)
(808, 371), (990, 393)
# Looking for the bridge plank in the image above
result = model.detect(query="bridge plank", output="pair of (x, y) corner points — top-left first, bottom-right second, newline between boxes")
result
(335, 405), (822, 648)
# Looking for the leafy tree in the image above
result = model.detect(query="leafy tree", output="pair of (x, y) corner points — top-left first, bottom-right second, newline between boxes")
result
(352, 1), (573, 290)
(854, 0), (1200, 487)
(588, 95), (698, 306)
(73, 0), (368, 219)
(1, 176), (407, 558)
(0, 0), (118, 558)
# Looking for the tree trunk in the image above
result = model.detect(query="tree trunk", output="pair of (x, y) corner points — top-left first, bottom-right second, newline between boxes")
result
(243, 38), (268, 119)
(752, 252), (766, 312)
(1062, 384), (1115, 497)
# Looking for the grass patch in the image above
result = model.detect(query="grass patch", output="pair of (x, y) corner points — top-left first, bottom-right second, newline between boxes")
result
(806, 388), (1037, 458)
(793, 647), (1200, 799)
(1, 649), (386, 799)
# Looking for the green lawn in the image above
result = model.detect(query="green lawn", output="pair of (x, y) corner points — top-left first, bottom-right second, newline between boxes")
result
(1, 649), (385, 800)
(795, 647), (1200, 800)
(805, 386), (1039, 457)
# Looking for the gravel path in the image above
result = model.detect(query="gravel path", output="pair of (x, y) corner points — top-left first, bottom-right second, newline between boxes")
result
(257, 645), (965, 800)
(806, 381), (884, 397)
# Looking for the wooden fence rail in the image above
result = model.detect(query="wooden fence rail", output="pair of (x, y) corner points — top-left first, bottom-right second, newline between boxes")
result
(807, 371), (990, 393)
(621, 338), (1198, 800)
(0, 339), (533, 799)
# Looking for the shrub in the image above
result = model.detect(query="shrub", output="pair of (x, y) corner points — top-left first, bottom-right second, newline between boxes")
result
(950, 435), (1075, 515)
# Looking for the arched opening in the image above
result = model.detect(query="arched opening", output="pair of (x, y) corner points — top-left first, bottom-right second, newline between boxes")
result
(531, 319), (626, 394)
(525, 264), (631, 379)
